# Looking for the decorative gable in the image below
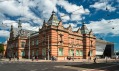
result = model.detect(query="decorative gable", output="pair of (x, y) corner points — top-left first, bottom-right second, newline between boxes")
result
(67, 25), (72, 32)
(58, 21), (64, 30)
(77, 28), (81, 34)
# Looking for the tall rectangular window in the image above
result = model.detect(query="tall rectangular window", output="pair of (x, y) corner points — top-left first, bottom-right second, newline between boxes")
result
(76, 50), (79, 56)
(90, 50), (93, 56)
(21, 51), (25, 56)
(71, 49), (74, 56)
(58, 48), (63, 56)
(69, 49), (74, 56)
(42, 48), (46, 56)
(36, 40), (39, 45)
(21, 42), (25, 48)
(36, 50), (38, 56)
(32, 41), (34, 45)
(79, 50), (83, 56)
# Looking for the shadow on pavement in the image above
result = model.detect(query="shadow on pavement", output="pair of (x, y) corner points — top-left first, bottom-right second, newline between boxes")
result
(65, 63), (119, 71)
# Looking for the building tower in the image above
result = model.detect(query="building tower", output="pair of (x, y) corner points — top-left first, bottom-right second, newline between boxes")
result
(81, 22), (96, 59)
(9, 25), (14, 39)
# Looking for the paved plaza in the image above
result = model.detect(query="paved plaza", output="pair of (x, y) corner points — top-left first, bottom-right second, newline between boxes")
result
(0, 58), (119, 71)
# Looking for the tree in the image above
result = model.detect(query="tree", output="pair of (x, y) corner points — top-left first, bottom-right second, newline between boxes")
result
(0, 44), (4, 53)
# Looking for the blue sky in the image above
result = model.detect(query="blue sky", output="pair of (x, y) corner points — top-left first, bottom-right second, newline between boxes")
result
(0, 0), (119, 51)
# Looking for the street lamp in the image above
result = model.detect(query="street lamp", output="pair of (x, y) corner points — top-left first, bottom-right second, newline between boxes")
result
(57, 25), (58, 59)
(88, 33), (91, 60)
(47, 35), (50, 60)
(27, 32), (30, 59)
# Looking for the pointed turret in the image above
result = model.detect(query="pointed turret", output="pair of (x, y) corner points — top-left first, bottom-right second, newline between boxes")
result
(81, 22), (89, 34)
(18, 20), (22, 36)
(10, 25), (14, 39)
(47, 11), (59, 26)
(42, 20), (48, 29)
(42, 20), (46, 27)
(18, 20), (22, 28)
(43, 20), (45, 24)
(10, 25), (13, 32)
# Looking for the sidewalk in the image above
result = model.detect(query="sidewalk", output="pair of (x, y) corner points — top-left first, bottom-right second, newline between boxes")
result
(0, 58), (52, 62)
(0, 58), (119, 63)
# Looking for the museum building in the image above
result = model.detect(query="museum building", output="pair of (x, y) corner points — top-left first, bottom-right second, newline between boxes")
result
(6, 11), (96, 60)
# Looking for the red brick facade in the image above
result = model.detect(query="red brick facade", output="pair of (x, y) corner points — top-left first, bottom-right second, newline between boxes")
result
(6, 11), (96, 60)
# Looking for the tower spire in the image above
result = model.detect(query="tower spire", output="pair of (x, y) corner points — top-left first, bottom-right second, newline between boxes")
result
(10, 25), (13, 32)
(18, 20), (22, 28)
(52, 10), (55, 15)
(47, 10), (59, 26)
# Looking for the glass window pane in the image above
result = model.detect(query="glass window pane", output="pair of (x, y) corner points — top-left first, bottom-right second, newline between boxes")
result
(71, 49), (74, 56)
(36, 40), (39, 45)
(21, 51), (25, 56)
(36, 50), (38, 56)
(79, 50), (83, 56)
(58, 48), (63, 56)
(76, 50), (79, 56)
(42, 48), (46, 56)
(32, 41), (34, 45)
(21, 42), (25, 48)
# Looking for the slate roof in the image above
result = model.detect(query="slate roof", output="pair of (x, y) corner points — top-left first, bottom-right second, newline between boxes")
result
(47, 11), (59, 26)
(81, 23), (90, 34)
(13, 28), (36, 37)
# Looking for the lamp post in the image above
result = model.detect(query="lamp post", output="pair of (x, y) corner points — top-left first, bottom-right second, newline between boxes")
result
(57, 25), (58, 59)
(47, 35), (50, 60)
(28, 32), (30, 59)
(88, 33), (91, 60)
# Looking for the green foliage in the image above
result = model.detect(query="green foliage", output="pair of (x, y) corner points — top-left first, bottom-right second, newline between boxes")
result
(0, 44), (4, 53)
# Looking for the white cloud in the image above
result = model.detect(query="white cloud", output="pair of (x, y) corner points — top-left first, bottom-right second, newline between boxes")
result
(34, 0), (57, 21)
(86, 19), (119, 36)
(57, 1), (90, 21)
(0, 30), (10, 37)
(22, 23), (39, 31)
(59, 12), (70, 22)
(71, 14), (82, 21)
(90, 2), (116, 12)
(1, 20), (39, 31)
(0, 0), (43, 24)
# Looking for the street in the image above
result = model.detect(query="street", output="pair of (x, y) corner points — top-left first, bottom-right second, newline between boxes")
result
(0, 61), (119, 71)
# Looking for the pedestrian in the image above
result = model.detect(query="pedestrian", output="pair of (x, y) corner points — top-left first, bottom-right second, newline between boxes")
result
(52, 56), (54, 61)
(32, 56), (35, 61)
(93, 57), (97, 63)
(36, 56), (38, 61)
(17, 57), (19, 61)
(72, 53), (74, 61)
(9, 55), (11, 61)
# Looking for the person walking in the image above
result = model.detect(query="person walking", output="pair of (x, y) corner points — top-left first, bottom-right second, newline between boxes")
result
(36, 56), (38, 61)
(17, 56), (19, 61)
(32, 56), (35, 61)
(9, 55), (11, 61)
(72, 53), (74, 61)
(93, 57), (97, 63)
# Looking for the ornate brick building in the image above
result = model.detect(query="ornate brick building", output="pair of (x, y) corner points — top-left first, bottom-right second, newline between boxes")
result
(6, 11), (96, 60)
